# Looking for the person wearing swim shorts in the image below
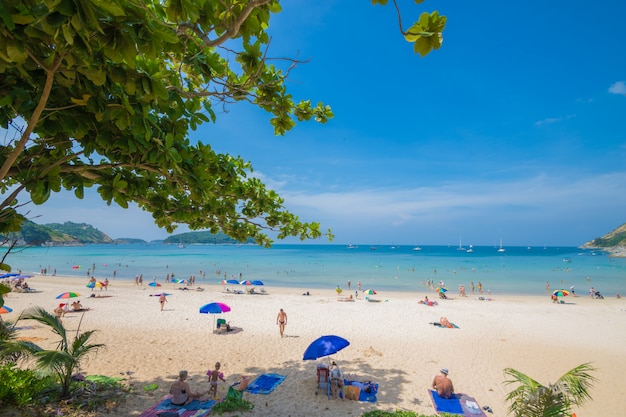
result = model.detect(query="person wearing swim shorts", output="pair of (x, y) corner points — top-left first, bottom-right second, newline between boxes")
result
(276, 308), (287, 338)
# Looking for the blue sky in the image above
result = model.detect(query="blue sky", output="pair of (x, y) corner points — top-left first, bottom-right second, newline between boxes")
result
(27, 1), (626, 246)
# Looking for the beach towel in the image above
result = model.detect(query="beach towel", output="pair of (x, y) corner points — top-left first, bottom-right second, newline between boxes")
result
(345, 380), (378, 403)
(139, 395), (214, 417)
(428, 390), (487, 416)
(246, 373), (286, 394)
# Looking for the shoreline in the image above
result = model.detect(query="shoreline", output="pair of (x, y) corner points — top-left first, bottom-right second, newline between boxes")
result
(3, 274), (625, 416)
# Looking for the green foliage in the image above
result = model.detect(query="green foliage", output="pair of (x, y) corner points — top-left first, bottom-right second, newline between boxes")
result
(0, 363), (57, 407)
(211, 395), (255, 415)
(504, 363), (597, 417)
(0, 282), (10, 307)
(3, 307), (105, 398)
(0, 0), (444, 266)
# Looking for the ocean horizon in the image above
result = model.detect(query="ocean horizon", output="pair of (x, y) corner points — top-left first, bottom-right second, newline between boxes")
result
(7, 243), (625, 297)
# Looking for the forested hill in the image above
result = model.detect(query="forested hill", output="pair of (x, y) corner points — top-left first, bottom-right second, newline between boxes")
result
(1, 220), (249, 246)
(583, 223), (626, 248)
(1, 220), (113, 246)
(163, 231), (251, 245)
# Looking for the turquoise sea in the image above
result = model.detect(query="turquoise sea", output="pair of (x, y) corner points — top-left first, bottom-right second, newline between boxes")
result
(7, 244), (626, 296)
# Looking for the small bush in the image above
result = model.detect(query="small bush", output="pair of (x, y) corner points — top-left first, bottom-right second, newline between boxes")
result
(0, 363), (56, 407)
(212, 396), (255, 415)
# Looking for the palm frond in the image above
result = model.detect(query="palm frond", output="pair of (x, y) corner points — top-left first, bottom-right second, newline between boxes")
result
(20, 307), (68, 349)
(555, 362), (597, 406)
(504, 364), (596, 417)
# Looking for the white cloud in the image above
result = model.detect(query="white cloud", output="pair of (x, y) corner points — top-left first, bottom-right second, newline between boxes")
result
(534, 114), (575, 127)
(608, 81), (626, 95)
(17, 171), (626, 246)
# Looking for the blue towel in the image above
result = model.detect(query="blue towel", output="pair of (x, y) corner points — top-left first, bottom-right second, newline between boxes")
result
(155, 397), (215, 411)
(429, 389), (464, 415)
(345, 381), (378, 403)
(246, 374), (286, 394)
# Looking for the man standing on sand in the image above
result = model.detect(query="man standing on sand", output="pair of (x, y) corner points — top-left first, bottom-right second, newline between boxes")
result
(432, 368), (454, 399)
(276, 308), (287, 337)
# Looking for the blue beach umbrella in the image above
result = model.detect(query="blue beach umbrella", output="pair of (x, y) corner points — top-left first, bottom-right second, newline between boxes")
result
(251, 280), (264, 286)
(303, 335), (350, 361)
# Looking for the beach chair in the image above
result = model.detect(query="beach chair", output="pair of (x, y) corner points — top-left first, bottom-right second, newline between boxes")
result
(316, 364), (329, 397)
(216, 318), (230, 333)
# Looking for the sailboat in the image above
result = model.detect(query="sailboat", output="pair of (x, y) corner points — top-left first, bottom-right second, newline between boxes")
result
(456, 236), (465, 251)
(497, 238), (505, 253)
(412, 245), (422, 251)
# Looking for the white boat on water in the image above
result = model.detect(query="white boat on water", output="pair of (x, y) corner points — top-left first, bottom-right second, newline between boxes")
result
(412, 246), (422, 251)
(466, 244), (474, 253)
(497, 239), (505, 253)
(456, 236), (465, 251)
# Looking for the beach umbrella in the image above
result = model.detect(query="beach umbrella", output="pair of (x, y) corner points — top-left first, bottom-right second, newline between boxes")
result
(148, 282), (161, 287)
(56, 292), (80, 299)
(0, 273), (19, 279)
(436, 287), (448, 293)
(0, 306), (13, 314)
(199, 302), (231, 314)
(11, 274), (34, 280)
(251, 280), (264, 286)
(303, 335), (350, 361)
(95, 281), (106, 288)
(363, 289), (377, 295)
(199, 302), (231, 330)
(552, 289), (570, 297)
(239, 280), (253, 285)
(86, 281), (96, 289)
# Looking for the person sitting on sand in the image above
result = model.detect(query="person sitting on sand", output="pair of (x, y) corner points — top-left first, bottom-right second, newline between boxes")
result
(170, 370), (207, 406)
(432, 368), (454, 399)
(71, 301), (88, 311)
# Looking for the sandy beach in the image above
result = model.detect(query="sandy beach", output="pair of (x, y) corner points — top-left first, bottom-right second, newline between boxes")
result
(2, 275), (625, 416)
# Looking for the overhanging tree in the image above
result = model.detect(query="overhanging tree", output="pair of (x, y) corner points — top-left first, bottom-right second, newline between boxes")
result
(0, 0), (445, 259)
